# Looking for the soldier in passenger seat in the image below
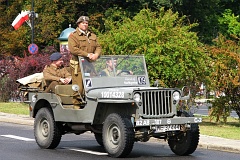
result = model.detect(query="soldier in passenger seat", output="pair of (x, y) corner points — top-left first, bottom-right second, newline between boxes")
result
(43, 52), (72, 93)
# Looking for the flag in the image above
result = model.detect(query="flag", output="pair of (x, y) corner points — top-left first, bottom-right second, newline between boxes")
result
(21, 10), (30, 21)
(12, 13), (25, 30)
(12, 10), (30, 30)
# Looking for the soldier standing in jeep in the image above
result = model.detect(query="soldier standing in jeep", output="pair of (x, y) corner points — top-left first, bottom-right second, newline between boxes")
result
(68, 16), (102, 109)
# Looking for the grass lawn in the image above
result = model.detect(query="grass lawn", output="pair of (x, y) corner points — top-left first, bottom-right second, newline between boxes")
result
(0, 102), (29, 115)
(199, 116), (240, 140)
(0, 102), (239, 140)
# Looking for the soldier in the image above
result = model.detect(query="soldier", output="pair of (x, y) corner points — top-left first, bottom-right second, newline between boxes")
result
(68, 16), (101, 109)
(43, 52), (72, 93)
(100, 58), (133, 76)
(100, 58), (119, 76)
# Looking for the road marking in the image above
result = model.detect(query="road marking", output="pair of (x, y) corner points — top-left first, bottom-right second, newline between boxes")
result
(0, 135), (35, 141)
(1, 135), (107, 155)
(63, 147), (108, 156)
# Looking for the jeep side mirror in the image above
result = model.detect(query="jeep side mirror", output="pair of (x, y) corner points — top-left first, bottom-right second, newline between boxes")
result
(181, 86), (190, 100)
(153, 80), (159, 87)
(72, 85), (80, 92)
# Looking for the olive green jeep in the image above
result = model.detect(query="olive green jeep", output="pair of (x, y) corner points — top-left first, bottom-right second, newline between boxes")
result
(21, 55), (202, 158)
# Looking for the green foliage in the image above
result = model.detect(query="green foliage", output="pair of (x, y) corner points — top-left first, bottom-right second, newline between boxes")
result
(0, 0), (239, 57)
(0, 0), (30, 57)
(219, 9), (240, 39)
(99, 8), (208, 87)
(209, 97), (231, 123)
(171, 0), (222, 44)
(0, 0), (79, 57)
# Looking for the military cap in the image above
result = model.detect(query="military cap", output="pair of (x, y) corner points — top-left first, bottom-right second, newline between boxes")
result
(76, 16), (89, 24)
(50, 52), (62, 61)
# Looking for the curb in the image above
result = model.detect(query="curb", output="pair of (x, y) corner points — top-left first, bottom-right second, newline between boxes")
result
(0, 112), (33, 126)
(199, 135), (240, 153)
(198, 143), (240, 153)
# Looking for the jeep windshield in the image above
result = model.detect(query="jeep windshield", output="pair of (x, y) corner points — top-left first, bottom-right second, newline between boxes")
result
(79, 55), (150, 90)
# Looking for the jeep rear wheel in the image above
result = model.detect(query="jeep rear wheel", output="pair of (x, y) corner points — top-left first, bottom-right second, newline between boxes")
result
(34, 108), (62, 149)
(168, 112), (200, 155)
(94, 133), (103, 146)
(103, 113), (134, 158)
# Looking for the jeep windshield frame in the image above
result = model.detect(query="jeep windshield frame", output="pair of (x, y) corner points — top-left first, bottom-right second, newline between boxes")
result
(78, 55), (150, 92)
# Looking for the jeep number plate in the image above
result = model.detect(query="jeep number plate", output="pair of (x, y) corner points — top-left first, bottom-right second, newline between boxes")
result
(155, 125), (180, 133)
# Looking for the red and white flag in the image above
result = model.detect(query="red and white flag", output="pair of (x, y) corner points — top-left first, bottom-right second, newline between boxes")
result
(12, 10), (30, 30)
(21, 10), (30, 21)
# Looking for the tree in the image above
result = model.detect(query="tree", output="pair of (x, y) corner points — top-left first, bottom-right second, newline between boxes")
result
(218, 9), (240, 40)
(207, 35), (240, 121)
(99, 8), (209, 88)
(0, 0), (31, 57)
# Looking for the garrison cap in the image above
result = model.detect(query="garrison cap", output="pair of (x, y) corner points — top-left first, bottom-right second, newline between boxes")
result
(50, 52), (62, 61)
(76, 16), (89, 24)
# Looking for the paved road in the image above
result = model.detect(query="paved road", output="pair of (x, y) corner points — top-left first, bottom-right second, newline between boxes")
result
(1, 112), (240, 155)
(1, 122), (240, 160)
(191, 103), (238, 118)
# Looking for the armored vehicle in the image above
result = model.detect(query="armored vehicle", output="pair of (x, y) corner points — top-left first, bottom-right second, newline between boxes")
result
(23, 55), (202, 158)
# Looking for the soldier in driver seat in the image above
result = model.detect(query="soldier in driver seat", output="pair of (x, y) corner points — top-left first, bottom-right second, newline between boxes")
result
(100, 58), (133, 76)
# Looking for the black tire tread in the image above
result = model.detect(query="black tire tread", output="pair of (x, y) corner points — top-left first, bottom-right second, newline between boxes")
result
(168, 112), (200, 156)
(103, 113), (134, 158)
(34, 107), (62, 149)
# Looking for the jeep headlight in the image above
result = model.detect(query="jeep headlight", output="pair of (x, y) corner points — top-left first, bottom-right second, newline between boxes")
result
(173, 91), (180, 101)
(133, 93), (141, 102)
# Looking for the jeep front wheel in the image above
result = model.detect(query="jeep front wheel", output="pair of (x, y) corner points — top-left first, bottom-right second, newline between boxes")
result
(168, 112), (200, 155)
(103, 113), (134, 158)
(34, 107), (62, 149)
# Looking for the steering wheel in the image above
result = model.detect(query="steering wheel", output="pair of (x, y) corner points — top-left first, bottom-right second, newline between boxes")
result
(116, 70), (131, 76)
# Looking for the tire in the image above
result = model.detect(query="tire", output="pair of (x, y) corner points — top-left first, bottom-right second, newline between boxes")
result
(103, 113), (135, 158)
(94, 133), (103, 146)
(34, 108), (62, 149)
(168, 112), (200, 156)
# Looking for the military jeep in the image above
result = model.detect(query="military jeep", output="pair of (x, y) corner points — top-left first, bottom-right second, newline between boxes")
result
(23, 55), (202, 158)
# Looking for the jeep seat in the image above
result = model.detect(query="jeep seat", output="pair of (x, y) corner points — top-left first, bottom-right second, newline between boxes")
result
(55, 85), (73, 104)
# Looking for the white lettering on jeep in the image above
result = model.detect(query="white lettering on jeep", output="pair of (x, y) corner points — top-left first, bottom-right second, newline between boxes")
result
(136, 120), (150, 126)
(101, 91), (124, 98)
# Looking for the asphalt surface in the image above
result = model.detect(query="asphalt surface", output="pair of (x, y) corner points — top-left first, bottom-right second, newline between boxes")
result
(0, 112), (240, 154)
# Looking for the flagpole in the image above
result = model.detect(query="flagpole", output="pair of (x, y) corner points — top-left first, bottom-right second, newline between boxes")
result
(31, 0), (34, 44)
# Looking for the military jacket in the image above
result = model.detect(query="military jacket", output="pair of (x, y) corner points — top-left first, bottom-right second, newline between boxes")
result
(68, 28), (102, 61)
(101, 68), (122, 76)
(43, 64), (71, 84)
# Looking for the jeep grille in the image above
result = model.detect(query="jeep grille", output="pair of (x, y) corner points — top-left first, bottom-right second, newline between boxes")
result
(140, 90), (174, 118)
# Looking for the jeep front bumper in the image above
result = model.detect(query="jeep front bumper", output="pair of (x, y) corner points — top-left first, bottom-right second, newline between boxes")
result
(135, 117), (202, 127)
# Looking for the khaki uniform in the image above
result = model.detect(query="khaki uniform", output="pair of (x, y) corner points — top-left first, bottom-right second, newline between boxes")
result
(101, 68), (122, 76)
(68, 28), (101, 105)
(43, 64), (71, 93)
